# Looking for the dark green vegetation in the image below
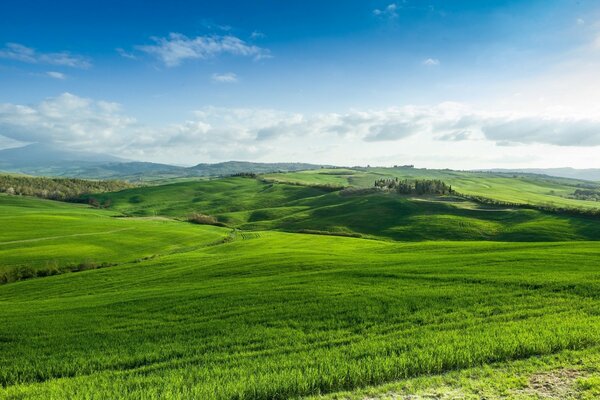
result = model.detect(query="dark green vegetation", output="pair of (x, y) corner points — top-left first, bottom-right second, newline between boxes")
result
(374, 178), (454, 195)
(570, 188), (600, 202)
(2, 170), (600, 399)
(0, 174), (131, 201)
(83, 176), (600, 242)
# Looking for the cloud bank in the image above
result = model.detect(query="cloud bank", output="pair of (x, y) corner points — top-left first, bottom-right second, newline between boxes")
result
(1, 94), (599, 164)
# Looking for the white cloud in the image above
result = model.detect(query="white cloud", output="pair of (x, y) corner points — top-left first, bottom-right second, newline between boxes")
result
(2, 94), (600, 166)
(136, 33), (271, 67)
(373, 3), (399, 18)
(211, 72), (238, 83)
(46, 71), (66, 80)
(576, 18), (585, 25)
(0, 93), (135, 150)
(422, 58), (440, 66)
(0, 43), (91, 68)
(250, 31), (266, 39)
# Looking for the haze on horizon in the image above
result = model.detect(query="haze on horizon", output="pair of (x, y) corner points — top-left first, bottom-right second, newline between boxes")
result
(1, 0), (600, 170)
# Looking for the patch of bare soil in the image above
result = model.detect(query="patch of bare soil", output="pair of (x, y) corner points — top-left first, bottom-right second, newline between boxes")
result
(362, 388), (469, 400)
(512, 368), (583, 399)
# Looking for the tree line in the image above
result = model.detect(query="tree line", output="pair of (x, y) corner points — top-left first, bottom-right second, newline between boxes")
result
(374, 178), (454, 195)
(0, 174), (132, 201)
(569, 189), (600, 202)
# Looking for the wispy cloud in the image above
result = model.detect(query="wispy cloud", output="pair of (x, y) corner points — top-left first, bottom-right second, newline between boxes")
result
(373, 3), (399, 19)
(135, 33), (271, 67)
(116, 48), (137, 60)
(211, 72), (238, 83)
(0, 43), (91, 68)
(250, 31), (266, 39)
(422, 58), (440, 66)
(46, 71), (66, 80)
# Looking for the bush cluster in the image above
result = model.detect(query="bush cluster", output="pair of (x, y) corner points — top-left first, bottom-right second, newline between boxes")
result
(0, 175), (131, 201)
(187, 213), (227, 227)
(0, 261), (114, 284)
(374, 178), (454, 195)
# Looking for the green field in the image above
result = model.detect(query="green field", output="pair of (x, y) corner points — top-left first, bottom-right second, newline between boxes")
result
(84, 176), (600, 242)
(3, 228), (600, 398)
(2, 172), (600, 399)
(264, 167), (600, 210)
(0, 194), (227, 278)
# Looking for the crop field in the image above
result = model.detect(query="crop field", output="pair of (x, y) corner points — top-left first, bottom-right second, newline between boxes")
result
(2, 173), (600, 399)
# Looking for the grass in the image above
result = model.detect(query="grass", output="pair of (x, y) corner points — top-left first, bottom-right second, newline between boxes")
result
(84, 176), (600, 242)
(264, 167), (600, 210)
(0, 194), (227, 277)
(2, 231), (600, 398)
(311, 345), (600, 399)
(3, 174), (600, 399)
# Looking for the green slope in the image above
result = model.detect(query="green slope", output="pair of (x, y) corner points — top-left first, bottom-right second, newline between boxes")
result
(264, 167), (600, 210)
(0, 194), (227, 278)
(86, 177), (600, 242)
(2, 232), (600, 399)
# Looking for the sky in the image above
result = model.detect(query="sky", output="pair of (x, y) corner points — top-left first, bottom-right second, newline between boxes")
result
(1, 0), (600, 168)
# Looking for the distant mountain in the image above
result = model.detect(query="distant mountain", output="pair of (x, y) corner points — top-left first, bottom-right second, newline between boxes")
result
(0, 144), (328, 180)
(0, 143), (125, 168)
(188, 161), (331, 176)
(484, 168), (600, 182)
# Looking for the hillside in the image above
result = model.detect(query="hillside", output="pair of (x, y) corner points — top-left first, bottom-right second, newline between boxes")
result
(264, 167), (600, 210)
(486, 167), (600, 182)
(81, 176), (600, 242)
(2, 177), (600, 398)
(0, 194), (227, 281)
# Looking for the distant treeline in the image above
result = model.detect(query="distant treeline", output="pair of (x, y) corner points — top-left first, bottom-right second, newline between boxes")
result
(0, 174), (132, 201)
(374, 178), (454, 195)
(260, 178), (345, 191)
(569, 189), (600, 202)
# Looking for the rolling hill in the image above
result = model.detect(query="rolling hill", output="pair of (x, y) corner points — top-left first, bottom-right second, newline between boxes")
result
(2, 172), (600, 399)
(264, 167), (600, 210)
(81, 176), (600, 242)
(0, 144), (328, 180)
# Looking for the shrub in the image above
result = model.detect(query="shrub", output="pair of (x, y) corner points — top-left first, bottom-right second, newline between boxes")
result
(188, 213), (227, 227)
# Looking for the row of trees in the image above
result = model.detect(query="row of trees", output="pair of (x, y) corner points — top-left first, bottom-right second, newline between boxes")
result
(374, 178), (454, 195)
(569, 189), (600, 202)
(0, 175), (131, 201)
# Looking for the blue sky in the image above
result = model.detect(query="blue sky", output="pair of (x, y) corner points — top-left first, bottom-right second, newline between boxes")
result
(1, 0), (600, 167)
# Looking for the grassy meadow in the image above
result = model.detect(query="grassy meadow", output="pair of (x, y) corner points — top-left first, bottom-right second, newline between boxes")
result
(83, 176), (600, 242)
(0, 194), (227, 280)
(264, 167), (600, 210)
(1, 170), (600, 399)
